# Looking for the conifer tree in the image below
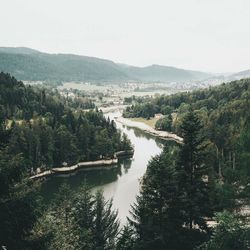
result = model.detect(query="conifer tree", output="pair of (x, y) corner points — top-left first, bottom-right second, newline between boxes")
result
(178, 110), (212, 232)
(129, 147), (185, 250)
(116, 224), (136, 250)
(93, 191), (119, 250)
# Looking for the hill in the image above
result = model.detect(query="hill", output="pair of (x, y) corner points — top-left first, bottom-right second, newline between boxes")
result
(0, 47), (211, 83)
(0, 47), (127, 82)
(231, 69), (250, 79)
(120, 64), (211, 82)
(0, 46), (40, 55)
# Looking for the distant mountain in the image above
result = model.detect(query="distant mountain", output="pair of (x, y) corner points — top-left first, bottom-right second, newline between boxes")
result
(120, 64), (211, 82)
(231, 69), (250, 79)
(0, 47), (127, 82)
(0, 47), (212, 83)
(0, 47), (40, 55)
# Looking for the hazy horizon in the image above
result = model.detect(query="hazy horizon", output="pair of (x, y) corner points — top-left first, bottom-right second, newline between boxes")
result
(1, 0), (250, 73)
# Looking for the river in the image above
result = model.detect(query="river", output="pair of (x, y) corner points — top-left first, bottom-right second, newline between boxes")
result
(41, 111), (164, 224)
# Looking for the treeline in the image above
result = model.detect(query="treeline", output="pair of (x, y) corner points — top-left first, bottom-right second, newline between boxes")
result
(0, 72), (131, 173)
(27, 110), (249, 250)
(0, 72), (133, 249)
(7, 111), (131, 171)
(125, 110), (250, 249)
(124, 79), (250, 194)
(120, 79), (250, 249)
(124, 78), (249, 139)
(124, 78), (250, 120)
(0, 72), (94, 121)
(30, 185), (120, 250)
(1, 73), (249, 249)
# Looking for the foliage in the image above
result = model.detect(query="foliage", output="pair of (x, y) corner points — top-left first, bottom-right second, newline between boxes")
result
(31, 185), (120, 250)
(129, 148), (186, 250)
(129, 111), (212, 249)
(116, 224), (136, 250)
(0, 149), (42, 249)
(155, 114), (172, 130)
(0, 72), (131, 249)
(177, 110), (212, 233)
(0, 72), (132, 172)
(197, 211), (250, 250)
(125, 78), (250, 211)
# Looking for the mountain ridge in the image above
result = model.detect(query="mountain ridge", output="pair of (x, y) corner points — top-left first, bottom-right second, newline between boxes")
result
(0, 47), (215, 83)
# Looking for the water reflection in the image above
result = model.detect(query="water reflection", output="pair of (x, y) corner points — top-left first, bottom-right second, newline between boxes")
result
(41, 111), (163, 223)
(41, 159), (133, 201)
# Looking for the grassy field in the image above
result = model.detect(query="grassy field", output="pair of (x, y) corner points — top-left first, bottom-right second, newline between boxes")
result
(129, 117), (159, 128)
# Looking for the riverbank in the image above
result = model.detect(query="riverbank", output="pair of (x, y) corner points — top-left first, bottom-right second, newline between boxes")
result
(129, 117), (159, 128)
(31, 150), (134, 180)
(116, 116), (183, 144)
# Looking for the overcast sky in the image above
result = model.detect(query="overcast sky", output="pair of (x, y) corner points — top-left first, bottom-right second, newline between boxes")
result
(1, 0), (250, 72)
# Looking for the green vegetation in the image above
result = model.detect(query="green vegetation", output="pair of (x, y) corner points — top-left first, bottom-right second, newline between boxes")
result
(198, 211), (250, 250)
(155, 114), (172, 130)
(124, 78), (250, 197)
(31, 185), (119, 250)
(0, 72), (132, 249)
(0, 49), (127, 82)
(1, 72), (249, 249)
(0, 72), (131, 172)
(0, 149), (41, 249)
(129, 117), (159, 128)
(0, 47), (210, 82)
(122, 79), (250, 249)
(126, 111), (212, 249)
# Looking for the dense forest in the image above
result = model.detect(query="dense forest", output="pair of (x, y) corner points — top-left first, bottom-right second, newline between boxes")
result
(122, 79), (250, 249)
(0, 72), (131, 172)
(124, 79), (249, 183)
(0, 73), (249, 249)
(0, 72), (133, 249)
(126, 109), (250, 249)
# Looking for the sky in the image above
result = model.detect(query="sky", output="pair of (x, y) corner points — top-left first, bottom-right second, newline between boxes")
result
(1, 0), (250, 73)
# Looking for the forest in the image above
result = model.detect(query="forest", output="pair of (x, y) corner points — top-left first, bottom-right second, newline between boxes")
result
(0, 72), (132, 249)
(122, 78), (250, 249)
(124, 79), (250, 186)
(0, 73), (249, 249)
(0, 47), (210, 83)
(0, 72), (131, 171)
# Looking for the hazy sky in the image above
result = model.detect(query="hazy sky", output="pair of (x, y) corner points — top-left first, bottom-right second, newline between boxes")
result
(1, 0), (250, 72)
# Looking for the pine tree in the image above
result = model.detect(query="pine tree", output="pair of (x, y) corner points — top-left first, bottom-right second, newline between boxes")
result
(116, 224), (136, 250)
(178, 110), (212, 241)
(72, 185), (95, 249)
(0, 149), (41, 249)
(93, 191), (119, 250)
(129, 147), (185, 250)
(198, 212), (250, 250)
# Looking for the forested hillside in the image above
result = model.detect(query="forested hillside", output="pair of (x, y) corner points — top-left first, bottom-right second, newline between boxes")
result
(0, 72), (133, 249)
(122, 79), (250, 249)
(124, 78), (250, 186)
(0, 72), (131, 171)
(0, 47), (211, 83)
(0, 51), (127, 82)
(0, 73), (249, 249)
(126, 111), (250, 250)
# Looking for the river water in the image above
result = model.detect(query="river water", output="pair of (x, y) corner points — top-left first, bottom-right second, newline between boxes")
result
(41, 111), (163, 223)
